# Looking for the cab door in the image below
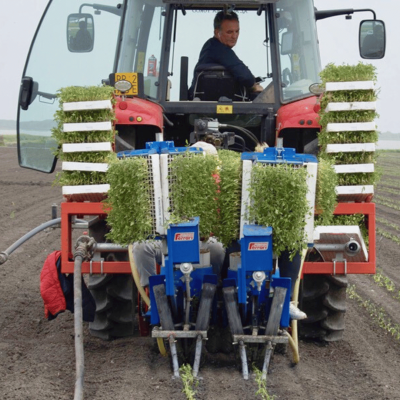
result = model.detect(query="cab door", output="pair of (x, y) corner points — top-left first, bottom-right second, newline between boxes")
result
(17, 0), (122, 172)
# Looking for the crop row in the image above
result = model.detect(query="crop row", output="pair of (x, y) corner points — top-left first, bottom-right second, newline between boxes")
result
(347, 284), (400, 340)
(374, 195), (400, 211)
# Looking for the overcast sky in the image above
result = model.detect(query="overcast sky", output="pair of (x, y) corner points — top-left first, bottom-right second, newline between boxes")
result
(0, 0), (396, 132)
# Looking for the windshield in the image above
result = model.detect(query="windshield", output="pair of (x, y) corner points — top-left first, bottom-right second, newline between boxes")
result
(117, 0), (166, 98)
(276, 0), (321, 102)
(19, 0), (122, 172)
(168, 9), (272, 102)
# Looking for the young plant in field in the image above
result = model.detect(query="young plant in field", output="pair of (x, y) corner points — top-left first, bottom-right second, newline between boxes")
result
(248, 163), (309, 258)
(179, 364), (198, 400)
(253, 366), (276, 400)
(168, 153), (219, 239)
(104, 157), (154, 244)
(348, 284), (400, 341)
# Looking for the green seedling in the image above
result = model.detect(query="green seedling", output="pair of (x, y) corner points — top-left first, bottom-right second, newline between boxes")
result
(179, 364), (198, 400)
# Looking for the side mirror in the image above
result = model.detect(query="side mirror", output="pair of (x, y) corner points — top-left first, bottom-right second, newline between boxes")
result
(359, 20), (385, 59)
(281, 31), (293, 55)
(67, 13), (94, 52)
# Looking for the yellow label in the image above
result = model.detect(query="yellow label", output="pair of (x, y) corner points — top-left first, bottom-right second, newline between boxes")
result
(216, 105), (233, 114)
(137, 52), (145, 74)
(114, 73), (139, 96)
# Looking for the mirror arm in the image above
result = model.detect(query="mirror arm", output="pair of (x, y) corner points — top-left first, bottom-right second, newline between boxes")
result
(315, 8), (376, 21)
(79, 3), (123, 16)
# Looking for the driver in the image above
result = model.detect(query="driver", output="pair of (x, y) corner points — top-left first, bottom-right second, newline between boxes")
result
(189, 11), (263, 99)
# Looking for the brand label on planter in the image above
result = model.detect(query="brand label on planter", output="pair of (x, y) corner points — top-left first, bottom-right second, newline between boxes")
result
(248, 242), (269, 251)
(174, 232), (194, 241)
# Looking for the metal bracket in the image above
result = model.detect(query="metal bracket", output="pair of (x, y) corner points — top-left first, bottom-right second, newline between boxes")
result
(333, 253), (347, 275)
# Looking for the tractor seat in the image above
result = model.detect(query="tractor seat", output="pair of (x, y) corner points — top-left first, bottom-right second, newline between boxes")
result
(190, 64), (248, 102)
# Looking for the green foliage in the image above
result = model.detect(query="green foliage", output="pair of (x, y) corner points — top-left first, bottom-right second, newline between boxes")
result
(179, 364), (198, 400)
(337, 172), (376, 186)
(321, 151), (375, 165)
(248, 163), (309, 258)
(319, 91), (376, 116)
(168, 153), (219, 238)
(315, 158), (337, 225)
(214, 150), (242, 247)
(319, 62), (377, 84)
(319, 110), (377, 128)
(105, 157), (154, 244)
(61, 151), (113, 163)
(318, 130), (378, 147)
(57, 85), (115, 103)
(55, 171), (107, 186)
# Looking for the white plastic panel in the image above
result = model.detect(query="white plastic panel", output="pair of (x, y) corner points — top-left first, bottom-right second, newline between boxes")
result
(239, 160), (253, 238)
(325, 81), (375, 91)
(62, 142), (112, 153)
(334, 164), (374, 173)
(325, 101), (376, 112)
(62, 162), (109, 172)
(326, 143), (376, 153)
(63, 121), (112, 132)
(326, 121), (376, 132)
(62, 100), (113, 112)
(62, 184), (110, 195)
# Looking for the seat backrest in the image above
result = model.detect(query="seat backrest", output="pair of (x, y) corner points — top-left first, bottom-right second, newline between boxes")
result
(192, 64), (247, 101)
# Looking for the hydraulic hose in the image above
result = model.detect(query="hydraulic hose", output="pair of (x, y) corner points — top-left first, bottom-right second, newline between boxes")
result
(73, 235), (96, 400)
(128, 244), (167, 356)
(73, 255), (85, 400)
(128, 244), (150, 306)
(0, 217), (61, 265)
(289, 248), (308, 363)
(221, 124), (260, 146)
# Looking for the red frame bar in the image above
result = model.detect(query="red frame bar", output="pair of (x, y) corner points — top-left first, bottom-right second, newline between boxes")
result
(61, 202), (131, 274)
(62, 202), (376, 276)
(303, 202), (376, 275)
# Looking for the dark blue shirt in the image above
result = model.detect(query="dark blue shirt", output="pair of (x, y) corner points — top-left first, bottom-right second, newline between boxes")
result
(190, 37), (255, 93)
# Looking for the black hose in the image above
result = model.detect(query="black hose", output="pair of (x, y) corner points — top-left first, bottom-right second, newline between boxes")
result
(234, 135), (246, 152)
(222, 124), (259, 145)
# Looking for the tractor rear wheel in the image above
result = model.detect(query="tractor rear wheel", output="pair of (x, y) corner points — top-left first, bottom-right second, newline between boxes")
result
(299, 274), (348, 342)
(88, 273), (137, 340)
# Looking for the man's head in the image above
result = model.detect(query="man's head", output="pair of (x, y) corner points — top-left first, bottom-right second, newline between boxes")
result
(214, 11), (239, 48)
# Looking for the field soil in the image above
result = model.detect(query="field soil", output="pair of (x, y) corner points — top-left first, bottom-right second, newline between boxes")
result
(1, 146), (400, 399)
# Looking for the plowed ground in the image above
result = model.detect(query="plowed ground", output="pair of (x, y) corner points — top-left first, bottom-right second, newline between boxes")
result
(1, 146), (400, 400)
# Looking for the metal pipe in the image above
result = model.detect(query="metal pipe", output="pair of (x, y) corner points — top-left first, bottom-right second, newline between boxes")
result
(261, 341), (273, 380)
(192, 335), (203, 378)
(95, 243), (128, 252)
(169, 336), (180, 378)
(0, 218), (61, 265)
(239, 341), (249, 380)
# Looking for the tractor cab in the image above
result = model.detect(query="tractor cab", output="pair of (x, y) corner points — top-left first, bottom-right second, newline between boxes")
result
(17, 0), (385, 172)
